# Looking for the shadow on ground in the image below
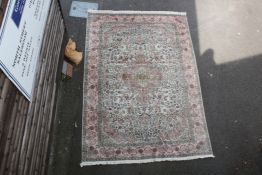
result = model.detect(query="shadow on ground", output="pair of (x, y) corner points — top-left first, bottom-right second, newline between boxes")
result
(47, 0), (262, 175)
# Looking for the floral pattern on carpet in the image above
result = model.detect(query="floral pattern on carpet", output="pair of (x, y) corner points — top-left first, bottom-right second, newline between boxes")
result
(82, 11), (213, 166)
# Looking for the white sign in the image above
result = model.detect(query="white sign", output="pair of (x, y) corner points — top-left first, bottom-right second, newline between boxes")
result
(0, 0), (51, 101)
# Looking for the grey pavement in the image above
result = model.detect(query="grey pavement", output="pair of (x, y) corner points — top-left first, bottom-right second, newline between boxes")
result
(47, 1), (262, 175)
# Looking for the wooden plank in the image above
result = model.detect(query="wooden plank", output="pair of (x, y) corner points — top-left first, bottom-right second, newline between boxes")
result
(37, 18), (64, 175)
(7, 98), (26, 175)
(21, 2), (60, 175)
(0, 78), (11, 136)
(0, 81), (16, 140)
(28, 10), (60, 174)
(4, 96), (24, 175)
(40, 21), (65, 175)
(0, 94), (21, 175)
(9, 98), (28, 175)
(0, 0), (9, 28)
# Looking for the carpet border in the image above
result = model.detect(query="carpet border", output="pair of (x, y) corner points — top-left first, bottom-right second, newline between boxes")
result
(80, 154), (214, 167)
(183, 14), (214, 157)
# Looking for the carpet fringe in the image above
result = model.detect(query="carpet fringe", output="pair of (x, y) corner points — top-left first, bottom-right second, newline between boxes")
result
(88, 10), (186, 16)
(80, 154), (215, 167)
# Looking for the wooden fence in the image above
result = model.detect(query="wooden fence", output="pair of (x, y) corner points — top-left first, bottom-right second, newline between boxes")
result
(0, 0), (64, 174)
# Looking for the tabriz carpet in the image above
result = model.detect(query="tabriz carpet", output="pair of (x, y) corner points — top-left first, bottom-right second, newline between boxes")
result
(81, 10), (213, 166)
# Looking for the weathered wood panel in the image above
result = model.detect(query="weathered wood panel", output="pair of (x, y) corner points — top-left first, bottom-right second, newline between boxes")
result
(0, 0), (65, 174)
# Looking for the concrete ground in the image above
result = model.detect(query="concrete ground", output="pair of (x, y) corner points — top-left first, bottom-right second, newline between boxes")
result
(48, 0), (262, 175)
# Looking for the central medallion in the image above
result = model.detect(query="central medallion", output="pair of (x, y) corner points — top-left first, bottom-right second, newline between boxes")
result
(121, 64), (162, 90)
(120, 54), (162, 91)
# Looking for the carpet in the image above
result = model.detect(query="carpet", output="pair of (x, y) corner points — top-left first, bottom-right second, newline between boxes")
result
(82, 10), (213, 166)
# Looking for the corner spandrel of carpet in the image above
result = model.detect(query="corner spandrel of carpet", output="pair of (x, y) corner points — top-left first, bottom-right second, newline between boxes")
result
(82, 10), (213, 166)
